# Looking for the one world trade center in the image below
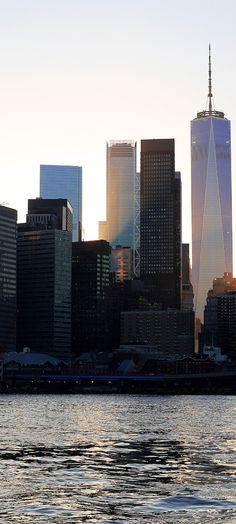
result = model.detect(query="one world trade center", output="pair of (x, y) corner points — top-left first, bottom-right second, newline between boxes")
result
(191, 46), (232, 321)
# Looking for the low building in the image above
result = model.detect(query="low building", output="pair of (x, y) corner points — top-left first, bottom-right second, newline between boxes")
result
(201, 274), (236, 360)
(121, 309), (194, 358)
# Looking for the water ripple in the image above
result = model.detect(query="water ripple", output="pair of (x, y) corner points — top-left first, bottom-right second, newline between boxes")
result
(0, 394), (235, 523)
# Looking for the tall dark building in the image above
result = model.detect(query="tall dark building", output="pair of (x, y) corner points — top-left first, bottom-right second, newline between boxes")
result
(140, 139), (181, 309)
(72, 240), (110, 354)
(0, 205), (17, 351)
(17, 200), (72, 358)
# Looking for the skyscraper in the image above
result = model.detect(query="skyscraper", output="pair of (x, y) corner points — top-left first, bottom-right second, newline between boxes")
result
(0, 205), (17, 351)
(40, 165), (82, 241)
(17, 200), (72, 357)
(72, 240), (110, 354)
(191, 46), (232, 321)
(140, 139), (181, 309)
(99, 141), (139, 274)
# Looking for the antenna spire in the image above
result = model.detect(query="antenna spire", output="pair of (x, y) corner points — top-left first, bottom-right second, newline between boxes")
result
(196, 44), (224, 119)
(208, 43), (213, 114)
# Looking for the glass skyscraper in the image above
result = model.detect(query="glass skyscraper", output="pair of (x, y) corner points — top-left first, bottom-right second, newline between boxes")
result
(191, 47), (232, 321)
(40, 165), (82, 241)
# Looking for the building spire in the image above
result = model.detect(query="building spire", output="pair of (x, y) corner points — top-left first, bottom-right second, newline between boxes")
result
(208, 43), (213, 114)
(196, 44), (224, 119)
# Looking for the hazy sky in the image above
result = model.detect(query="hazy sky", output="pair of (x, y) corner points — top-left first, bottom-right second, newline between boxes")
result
(1, 0), (236, 265)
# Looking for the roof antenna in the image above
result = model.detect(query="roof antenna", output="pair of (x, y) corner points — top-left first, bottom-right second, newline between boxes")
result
(208, 43), (213, 114)
(197, 44), (224, 119)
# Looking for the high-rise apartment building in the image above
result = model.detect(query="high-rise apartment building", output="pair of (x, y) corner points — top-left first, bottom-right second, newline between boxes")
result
(99, 141), (139, 274)
(0, 205), (17, 351)
(40, 165), (82, 241)
(17, 200), (72, 358)
(140, 139), (181, 309)
(191, 46), (232, 321)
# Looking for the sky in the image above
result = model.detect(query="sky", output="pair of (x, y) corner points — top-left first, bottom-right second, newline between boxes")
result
(1, 0), (236, 266)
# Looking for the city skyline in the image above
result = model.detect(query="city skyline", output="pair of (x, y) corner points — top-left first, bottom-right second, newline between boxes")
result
(1, 1), (236, 268)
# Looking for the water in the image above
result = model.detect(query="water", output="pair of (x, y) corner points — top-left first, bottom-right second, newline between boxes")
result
(0, 395), (235, 523)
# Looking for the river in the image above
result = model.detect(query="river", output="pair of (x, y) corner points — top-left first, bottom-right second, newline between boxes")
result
(0, 394), (235, 523)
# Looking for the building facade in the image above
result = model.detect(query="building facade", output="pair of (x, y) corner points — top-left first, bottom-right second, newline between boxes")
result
(201, 272), (236, 357)
(40, 165), (82, 241)
(27, 198), (73, 233)
(110, 246), (133, 282)
(17, 200), (72, 358)
(99, 141), (138, 274)
(140, 139), (181, 309)
(202, 289), (236, 361)
(0, 205), (17, 351)
(121, 309), (194, 358)
(182, 243), (194, 311)
(72, 240), (110, 354)
(191, 47), (232, 321)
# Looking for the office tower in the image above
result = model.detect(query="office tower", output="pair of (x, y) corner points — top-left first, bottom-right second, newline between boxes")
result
(191, 46), (232, 321)
(72, 240), (110, 354)
(0, 205), (17, 351)
(99, 141), (139, 274)
(182, 243), (194, 310)
(111, 246), (133, 282)
(40, 165), (82, 241)
(140, 139), (181, 309)
(17, 200), (72, 358)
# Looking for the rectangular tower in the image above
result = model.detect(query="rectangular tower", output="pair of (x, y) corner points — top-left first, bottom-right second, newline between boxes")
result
(40, 165), (82, 241)
(140, 139), (181, 309)
(0, 205), (17, 351)
(99, 141), (138, 272)
(17, 200), (72, 357)
(72, 240), (110, 354)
